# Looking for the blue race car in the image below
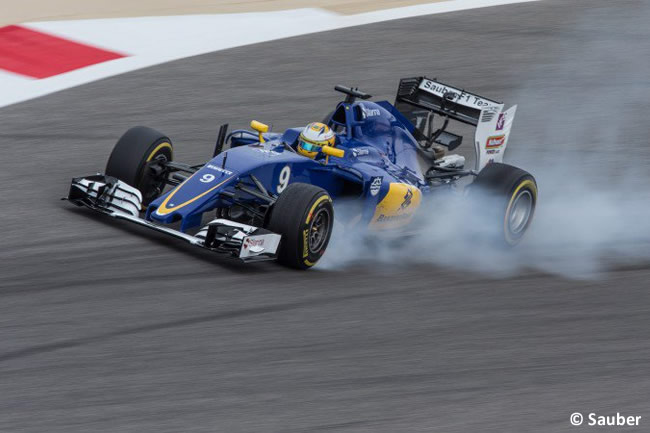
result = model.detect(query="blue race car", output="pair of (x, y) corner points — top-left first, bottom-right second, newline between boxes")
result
(66, 77), (537, 269)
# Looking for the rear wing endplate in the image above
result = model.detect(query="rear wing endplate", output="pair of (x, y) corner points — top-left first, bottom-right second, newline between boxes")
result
(394, 77), (517, 171)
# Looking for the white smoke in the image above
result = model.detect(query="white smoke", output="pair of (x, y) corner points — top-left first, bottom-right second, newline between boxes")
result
(321, 6), (650, 278)
(322, 170), (650, 278)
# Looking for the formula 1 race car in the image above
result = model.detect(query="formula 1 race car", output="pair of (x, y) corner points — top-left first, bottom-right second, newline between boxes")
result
(66, 77), (537, 269)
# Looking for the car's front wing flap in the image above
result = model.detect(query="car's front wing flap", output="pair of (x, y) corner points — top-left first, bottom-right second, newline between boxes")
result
(65, 174), (281, 262)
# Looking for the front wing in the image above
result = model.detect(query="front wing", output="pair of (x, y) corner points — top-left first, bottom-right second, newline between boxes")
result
(65, 174), (281, 262)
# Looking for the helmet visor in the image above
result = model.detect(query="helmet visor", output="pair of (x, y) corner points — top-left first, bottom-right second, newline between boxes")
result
(299, 139), (322, 153)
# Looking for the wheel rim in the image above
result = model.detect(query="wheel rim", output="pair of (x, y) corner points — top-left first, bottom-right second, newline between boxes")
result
(142, 153), (168, 203)
(508, 189), (533, 234)
(308, 207), (331, 254)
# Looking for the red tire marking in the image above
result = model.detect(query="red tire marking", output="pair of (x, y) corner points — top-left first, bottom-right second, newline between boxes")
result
(0, 25), (125, 79)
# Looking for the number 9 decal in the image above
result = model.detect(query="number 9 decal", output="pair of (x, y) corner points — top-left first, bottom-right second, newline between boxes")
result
(277, 165), (291, 193)
(200, 173), (215, 183)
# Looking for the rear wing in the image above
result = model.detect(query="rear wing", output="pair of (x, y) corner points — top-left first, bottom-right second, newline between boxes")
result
(394, 77), (517, 171)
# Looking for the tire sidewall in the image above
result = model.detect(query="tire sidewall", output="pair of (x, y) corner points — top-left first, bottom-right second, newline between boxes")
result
(268, 183), (335, 269)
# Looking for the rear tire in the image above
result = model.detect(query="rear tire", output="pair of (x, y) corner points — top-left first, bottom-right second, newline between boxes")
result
(105, 126), (173, 206)
(470, 163), (537, 245)
(267, 183), (334, 269)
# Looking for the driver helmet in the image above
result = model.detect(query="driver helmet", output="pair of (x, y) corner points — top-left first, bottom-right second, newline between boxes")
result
(297, 122), (335, 159)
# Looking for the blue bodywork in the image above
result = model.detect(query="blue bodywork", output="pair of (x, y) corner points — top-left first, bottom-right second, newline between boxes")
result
(146, 100), (428, 232)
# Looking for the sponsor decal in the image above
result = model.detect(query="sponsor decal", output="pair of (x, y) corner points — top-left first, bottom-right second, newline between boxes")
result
(352, 148), (370, 157)
(302, 229), (309, 257)
(255, 149), (282, 156)
(377, 213), (411, 223)
(361, 105), (381, 118)
(370, 177), (382, 196)
(243, 237), (264, 250)
(399, 189), (413, 211)
(370, 183), (422, 229)
(206, 164), (233, 175)
(419, 79), (496, 109)
(496, 113), (505, 131)
(421, 80), (460, 99)
(486, 134), (506, 149)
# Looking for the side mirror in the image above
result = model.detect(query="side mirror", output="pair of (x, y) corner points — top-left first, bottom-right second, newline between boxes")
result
(250, 120), (269, 143)
(321, 145), (344, 158)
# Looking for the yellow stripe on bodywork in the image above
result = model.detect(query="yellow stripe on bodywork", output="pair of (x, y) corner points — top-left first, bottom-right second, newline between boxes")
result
(370, 183), (422, 230)
(146, 142), (172, 161)
(156, 175), (233, 215)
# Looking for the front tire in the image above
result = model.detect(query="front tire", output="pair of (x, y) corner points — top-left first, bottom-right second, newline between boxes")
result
(105, 126), (173, 206)
(267, 183), (334, 269)
(470, 163), (537, 245)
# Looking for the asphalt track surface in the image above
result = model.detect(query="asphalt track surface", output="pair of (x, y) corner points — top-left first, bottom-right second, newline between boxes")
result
(3, 0), (650, 431)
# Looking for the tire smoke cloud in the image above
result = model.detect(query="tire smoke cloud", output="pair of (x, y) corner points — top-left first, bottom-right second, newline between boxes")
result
(322, 5), (650, 277)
